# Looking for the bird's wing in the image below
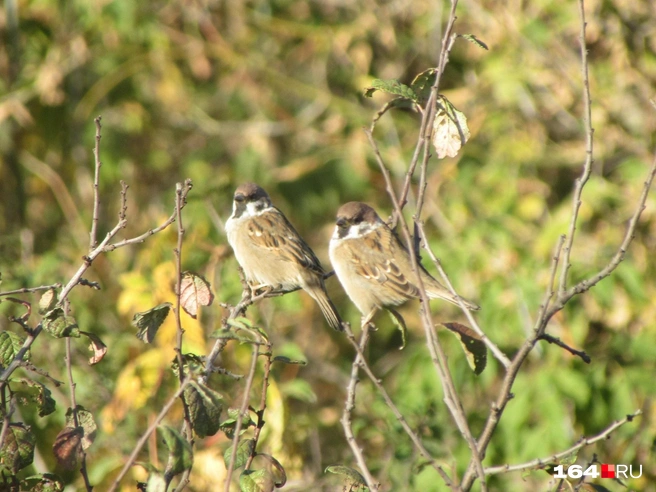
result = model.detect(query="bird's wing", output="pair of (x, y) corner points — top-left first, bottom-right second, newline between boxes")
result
(345, 225), (421, 301)
(246, 208), (325, 275)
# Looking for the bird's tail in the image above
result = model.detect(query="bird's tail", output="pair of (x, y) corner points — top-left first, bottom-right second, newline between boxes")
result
(307, 284), (344, 331)
(426, 281), (481, 311)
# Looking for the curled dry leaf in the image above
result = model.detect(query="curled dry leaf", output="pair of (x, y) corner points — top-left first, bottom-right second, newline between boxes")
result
(432, 96), (470, 159)
(80, 331), (108, 365)
(38, 288), (58, 314)
(179, 271), (214, 319)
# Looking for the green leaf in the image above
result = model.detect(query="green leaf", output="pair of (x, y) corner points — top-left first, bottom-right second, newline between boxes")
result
(325, 465), (368, 489)
(18, 379), (56, 416)
(239, 469), (272, 492)
(0, 330), (28, 367)
(184, 381), (224, 438)
(220, 409), (255, 439)
(365, 79), (417, 101)
(171, 352), (205, 377)
(180, 271), (214, 319)
(64, 406), (97, 450)
(386, 308), (407, 350)
(272, 355), (307, 366)
(226, 317), (253, 330)
(432, 96), (470, 159)
(210, 329), (257, 344)
(410, 68), (437, 104)
(224, 438), (255, 470)
(460, 33), (489, 50)
(42, 309), (80, 338)
(20, 473), (64, 492)
(160, 425), (193, 479)
(132, 303), (172, 343)
(280, 379), (317, 404)
(0, 423), (35, 473)
(441, 323), (487, 374)
(38, 288), (58, 315)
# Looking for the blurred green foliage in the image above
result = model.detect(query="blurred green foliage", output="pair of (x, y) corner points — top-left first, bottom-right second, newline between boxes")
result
(1, 0), (655, 490)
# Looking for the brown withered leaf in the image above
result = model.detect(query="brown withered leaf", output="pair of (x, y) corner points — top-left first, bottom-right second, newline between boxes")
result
(80, 331), (107, 365)
(179, 272), (214, 319)
(53, 426), (83, 470)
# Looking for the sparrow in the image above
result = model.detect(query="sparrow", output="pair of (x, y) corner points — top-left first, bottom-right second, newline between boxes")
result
(225, 183), (343, 331)
(328, 201), (480, 325)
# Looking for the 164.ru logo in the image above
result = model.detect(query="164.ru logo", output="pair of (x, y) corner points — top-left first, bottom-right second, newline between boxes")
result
(553, 463), (643, 479)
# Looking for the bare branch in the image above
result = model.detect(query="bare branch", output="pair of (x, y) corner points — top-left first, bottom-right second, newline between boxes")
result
(415, 224), (511, 368)
(484, 410), (642, 476)
(539, 334), (591, 363)
(342, 323), (455, 489)
(341, 323), (379, 490)
(64, 336), (93, 491)
(557, 0), (595, 295)
(89, 116), (102, 251)
(245, 342), (273, 470)
(0, 283), (62, 298)
(172, 182), (194, 476)
(107, 377), (192, 492)
(365, 127), (486, 490)
(224, 344), (260, 491)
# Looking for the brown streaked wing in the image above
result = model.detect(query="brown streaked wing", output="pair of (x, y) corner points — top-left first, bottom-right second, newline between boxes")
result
(246, 209), (325, 275)
(349, 226), (420, 301)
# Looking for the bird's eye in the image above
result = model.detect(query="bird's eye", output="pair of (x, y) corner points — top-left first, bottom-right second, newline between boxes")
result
(234, 194), (245, 203)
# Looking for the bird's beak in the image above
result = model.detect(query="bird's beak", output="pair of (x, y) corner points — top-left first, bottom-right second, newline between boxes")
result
(336, 217), (347, 228)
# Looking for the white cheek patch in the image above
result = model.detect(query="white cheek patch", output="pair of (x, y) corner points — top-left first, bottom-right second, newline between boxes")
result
(333, 221), (381, 240)
(233, 200), (273, 220)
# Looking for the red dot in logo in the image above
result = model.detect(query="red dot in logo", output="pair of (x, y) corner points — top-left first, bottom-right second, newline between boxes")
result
(601, 464), (615, 479)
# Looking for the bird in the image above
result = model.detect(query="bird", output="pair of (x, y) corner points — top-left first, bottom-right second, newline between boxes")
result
(328, 201), (479, 326)
(225, 183), (343, 331)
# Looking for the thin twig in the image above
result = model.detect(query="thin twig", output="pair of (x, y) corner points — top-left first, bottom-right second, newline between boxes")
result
(64, 334), (92, 491)
(557, 0), (595, 295)
(342, 323), (454, 489)
(539, 334), (591, 363)
(171, 182), (194, 491)
(397, 0), (460, 215)
(245, 341), (273, 470)
(107, 377), (192, 492)
(89, 116), (102, 251)
(341, 324), (379, 490)
(224, 344), (260, 491)
(0, 283), (62, 298)
(415, 224), (511, 368)
(366, 127), (485, 490)
(484, 410), (642, 476)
